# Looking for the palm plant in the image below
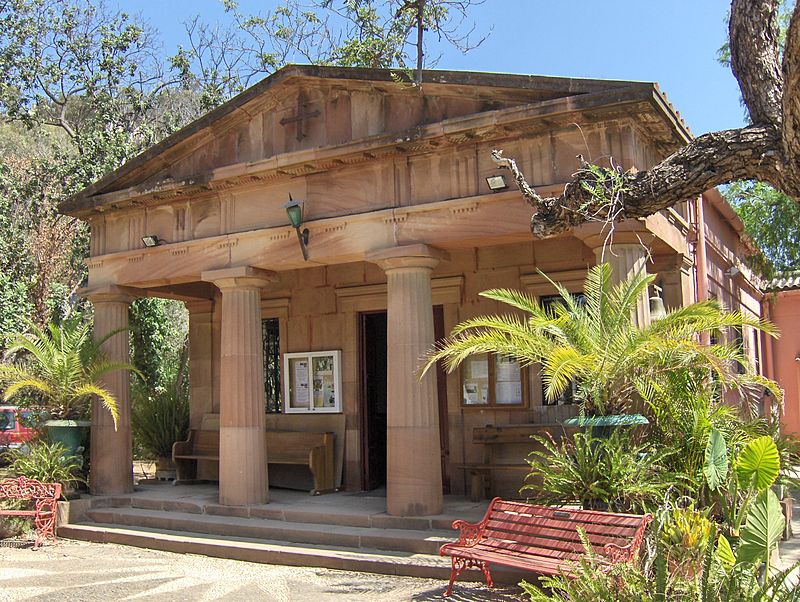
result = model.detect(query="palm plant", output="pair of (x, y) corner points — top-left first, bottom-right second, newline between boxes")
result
(0, 319), (138, 428)
(425, 263), (781, 416)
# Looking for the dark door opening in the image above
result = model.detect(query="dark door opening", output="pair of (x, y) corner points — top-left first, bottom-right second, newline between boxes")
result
(433, 305), (451, 494)
(360, 311), (388, 490)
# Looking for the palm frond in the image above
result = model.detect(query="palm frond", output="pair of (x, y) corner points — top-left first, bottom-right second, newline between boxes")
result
(72, 383), (119, 429)
(4, 377), (53, 401)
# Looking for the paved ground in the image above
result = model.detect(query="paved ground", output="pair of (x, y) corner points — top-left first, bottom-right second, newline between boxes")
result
(0, 539), (525, 602)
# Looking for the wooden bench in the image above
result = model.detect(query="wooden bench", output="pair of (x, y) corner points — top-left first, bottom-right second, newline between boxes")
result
(458, 424), (570, 501)
(439, 497), (652, 596)
(173, 429), (219, 483)
(266, 431), (335, 494)
(0, 476), (61, 549)
(173, 429), (335, 495)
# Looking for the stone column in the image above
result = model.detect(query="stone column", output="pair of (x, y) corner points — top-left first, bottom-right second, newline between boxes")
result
(594, 244), (651, 326)
(87, 287), (134, 495)
(202, 267), (277, 506)
(368, 244), (446, 517)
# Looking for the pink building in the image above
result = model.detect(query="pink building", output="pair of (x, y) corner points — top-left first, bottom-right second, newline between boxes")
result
(764, 277), (800, 437)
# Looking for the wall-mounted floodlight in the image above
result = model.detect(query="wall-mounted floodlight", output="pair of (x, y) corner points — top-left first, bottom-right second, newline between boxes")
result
(283, 194), (310, 261)
(142, 235), (161, 248)
(485, 174), (508, 192)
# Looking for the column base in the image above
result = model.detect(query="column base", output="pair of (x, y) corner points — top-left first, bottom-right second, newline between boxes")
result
(387, 426), (443, 517)
(89, 424), (133, 495)
(219, 426), (268, 506)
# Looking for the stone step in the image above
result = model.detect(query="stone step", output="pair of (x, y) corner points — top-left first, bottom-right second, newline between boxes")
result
(96, 493), (474, 532)
(83, 507), (454, 556)
(59, 523), (455, 582)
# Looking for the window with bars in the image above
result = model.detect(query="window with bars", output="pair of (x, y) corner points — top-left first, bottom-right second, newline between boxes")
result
(262, 318), (282, 413)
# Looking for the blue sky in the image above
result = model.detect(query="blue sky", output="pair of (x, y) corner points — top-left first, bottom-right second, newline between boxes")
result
(117, 0), (743, 136)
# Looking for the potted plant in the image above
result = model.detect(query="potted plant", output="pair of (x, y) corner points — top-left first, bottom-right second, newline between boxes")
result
(0, 319), (137, 459)
(131, 369), (189, 480)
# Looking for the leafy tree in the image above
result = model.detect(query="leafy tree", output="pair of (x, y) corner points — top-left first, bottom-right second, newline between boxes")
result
(129, 298), (188, 390)
(0, 0), (201, 364)
(726, 180), (800, 276)
(176, 0), (488, 104)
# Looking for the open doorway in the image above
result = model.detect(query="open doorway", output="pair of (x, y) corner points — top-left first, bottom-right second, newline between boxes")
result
(358, 307), (450, 493)
(359, 311), (387, 491)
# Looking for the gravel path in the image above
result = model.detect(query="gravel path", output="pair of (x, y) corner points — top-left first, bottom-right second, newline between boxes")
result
(0, 539), (525, 601)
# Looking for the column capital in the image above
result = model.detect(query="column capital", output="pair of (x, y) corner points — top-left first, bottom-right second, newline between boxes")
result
(81, 284), (138, 304)
(202, 266), (278, 291)
(366, 244), (449, 272)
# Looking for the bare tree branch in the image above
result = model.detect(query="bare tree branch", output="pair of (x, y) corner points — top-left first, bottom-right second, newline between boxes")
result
(496, 0), (800, 239)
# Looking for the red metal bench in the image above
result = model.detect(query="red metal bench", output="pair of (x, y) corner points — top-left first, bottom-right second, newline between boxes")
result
(439, 497), (652, 596)
(0, 476), (61, 549)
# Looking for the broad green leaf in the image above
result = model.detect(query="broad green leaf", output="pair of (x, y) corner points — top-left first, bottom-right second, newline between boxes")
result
(703, 429), (728, 491)
(738, 489), (784, 565)
(736, 436), (780, 490)
(715, 534), (736, 570)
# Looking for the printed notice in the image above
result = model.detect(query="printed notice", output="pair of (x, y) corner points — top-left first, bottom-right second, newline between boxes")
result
(294, 359), (310, 405)
(496, 356), (521, 381)
(469, 358), (489, 379)
(496, 381), (522, 404)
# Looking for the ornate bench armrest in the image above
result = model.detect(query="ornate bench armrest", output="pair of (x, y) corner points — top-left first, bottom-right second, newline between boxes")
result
(602, 541), (635, 564)
(451, 519), (484, 547)
(603, 514), (652, 564)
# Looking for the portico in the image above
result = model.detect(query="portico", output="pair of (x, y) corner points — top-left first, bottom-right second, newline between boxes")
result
(62, 65), (741, 515)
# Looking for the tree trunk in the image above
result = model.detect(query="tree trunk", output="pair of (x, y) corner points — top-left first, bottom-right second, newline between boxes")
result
(496, 0), (800, 239)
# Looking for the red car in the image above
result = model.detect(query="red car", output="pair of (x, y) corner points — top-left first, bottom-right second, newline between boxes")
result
(0, 406), (39, 451)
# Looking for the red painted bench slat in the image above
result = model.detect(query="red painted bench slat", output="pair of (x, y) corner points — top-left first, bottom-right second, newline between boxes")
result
(0, 476), (61, 549)
(439, 497), (652, 596)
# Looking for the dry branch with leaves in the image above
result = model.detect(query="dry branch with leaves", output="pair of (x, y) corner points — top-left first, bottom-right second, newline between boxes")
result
(493, 0), (800, 238)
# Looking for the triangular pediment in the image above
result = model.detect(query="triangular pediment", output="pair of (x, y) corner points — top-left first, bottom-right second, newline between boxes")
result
(63, 65), (663, 214)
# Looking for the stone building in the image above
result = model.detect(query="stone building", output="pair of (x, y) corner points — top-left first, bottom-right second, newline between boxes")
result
(61, 65), (766, 516)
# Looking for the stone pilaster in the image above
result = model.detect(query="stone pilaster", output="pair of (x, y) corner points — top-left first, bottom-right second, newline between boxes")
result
(368, 244), (447, 517)
(186, 300), (215, 431)
(659, 254), (696, 311)
(202, 267), (277, 506)
(594, 244), (651, 326)
(87, 287), (134, 495)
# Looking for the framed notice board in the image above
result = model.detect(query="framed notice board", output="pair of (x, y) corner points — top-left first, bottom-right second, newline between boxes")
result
(283, 350), (342, 413)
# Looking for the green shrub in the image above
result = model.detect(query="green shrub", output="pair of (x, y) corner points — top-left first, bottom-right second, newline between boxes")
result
(131, 376), (189, 459)
(522, 430), (674, 513)
(4, 440), (84, 492)
(660, 505), (713, 578)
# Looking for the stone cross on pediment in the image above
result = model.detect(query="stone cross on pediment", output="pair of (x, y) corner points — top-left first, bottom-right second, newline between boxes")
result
(279, 92), (321, 142)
